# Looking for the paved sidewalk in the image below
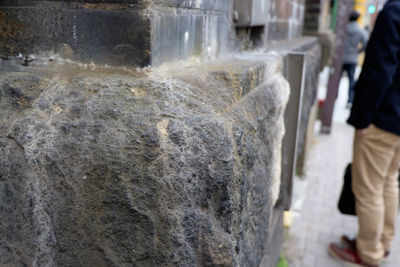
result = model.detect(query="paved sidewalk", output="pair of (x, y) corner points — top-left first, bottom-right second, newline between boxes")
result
(283, 71), (400, 266)
(283, 122), (400, 267)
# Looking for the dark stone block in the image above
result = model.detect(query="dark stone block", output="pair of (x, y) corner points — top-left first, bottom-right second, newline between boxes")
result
(0, 0), (142, 4)
(0, 2), (151, 66)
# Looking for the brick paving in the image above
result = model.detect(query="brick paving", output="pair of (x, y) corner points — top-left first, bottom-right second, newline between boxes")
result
(282, 72), (400, 266)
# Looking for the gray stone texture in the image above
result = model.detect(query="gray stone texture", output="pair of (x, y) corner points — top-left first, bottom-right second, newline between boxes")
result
(0, 0), (231, 67)
(0, 1), (152, 66)
(0, 52), (289, 266)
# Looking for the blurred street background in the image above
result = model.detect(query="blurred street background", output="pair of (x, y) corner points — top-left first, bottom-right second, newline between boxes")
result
(282, 68), (400, 267)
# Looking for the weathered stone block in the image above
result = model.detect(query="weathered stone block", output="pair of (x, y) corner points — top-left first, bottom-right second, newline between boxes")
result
(0, 52), (289, 266)
(0, 2), (319, 267)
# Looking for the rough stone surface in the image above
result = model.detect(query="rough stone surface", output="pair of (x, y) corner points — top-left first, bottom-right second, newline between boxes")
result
(0, 53), (289, 266)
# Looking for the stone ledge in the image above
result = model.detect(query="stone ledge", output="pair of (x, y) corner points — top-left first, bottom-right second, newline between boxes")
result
(267, 36), (319, 54)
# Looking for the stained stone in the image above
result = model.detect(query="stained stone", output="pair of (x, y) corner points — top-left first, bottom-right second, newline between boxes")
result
(0, 53), (289, 266)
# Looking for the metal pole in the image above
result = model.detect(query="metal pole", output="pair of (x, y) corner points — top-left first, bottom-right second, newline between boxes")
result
(321, 0), (353, 134)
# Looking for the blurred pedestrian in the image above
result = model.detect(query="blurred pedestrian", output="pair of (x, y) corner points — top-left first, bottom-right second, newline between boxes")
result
(341, 10), (368, 108)
(329, 1), (400, 266)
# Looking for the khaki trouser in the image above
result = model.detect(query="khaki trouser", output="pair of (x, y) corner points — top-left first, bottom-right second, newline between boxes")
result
(352, 125), (400, 265)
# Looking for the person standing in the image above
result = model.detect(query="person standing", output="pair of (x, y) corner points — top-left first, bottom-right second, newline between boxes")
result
(341, 10), (368, 108)
(329, 1), (400, 267)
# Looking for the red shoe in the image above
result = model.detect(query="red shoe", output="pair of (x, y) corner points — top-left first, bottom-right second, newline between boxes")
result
(341, 235), (356, 250)
(341, 235), (390, 259)
(329, 243), (379, 267)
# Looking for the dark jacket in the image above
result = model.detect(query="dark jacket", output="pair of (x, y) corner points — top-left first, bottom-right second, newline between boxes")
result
(347, 0), (400, 135)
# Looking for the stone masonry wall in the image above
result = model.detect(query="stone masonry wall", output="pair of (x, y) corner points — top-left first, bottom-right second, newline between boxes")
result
(0, 0), (312, 66)
(0, 0), (232, 67)
(0, 53), (289, 266)
(0, 1), (322, 266)
(0, 1), (152, 66)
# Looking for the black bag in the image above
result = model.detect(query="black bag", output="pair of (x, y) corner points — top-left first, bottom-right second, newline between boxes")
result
(338, 163), (356, 216)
